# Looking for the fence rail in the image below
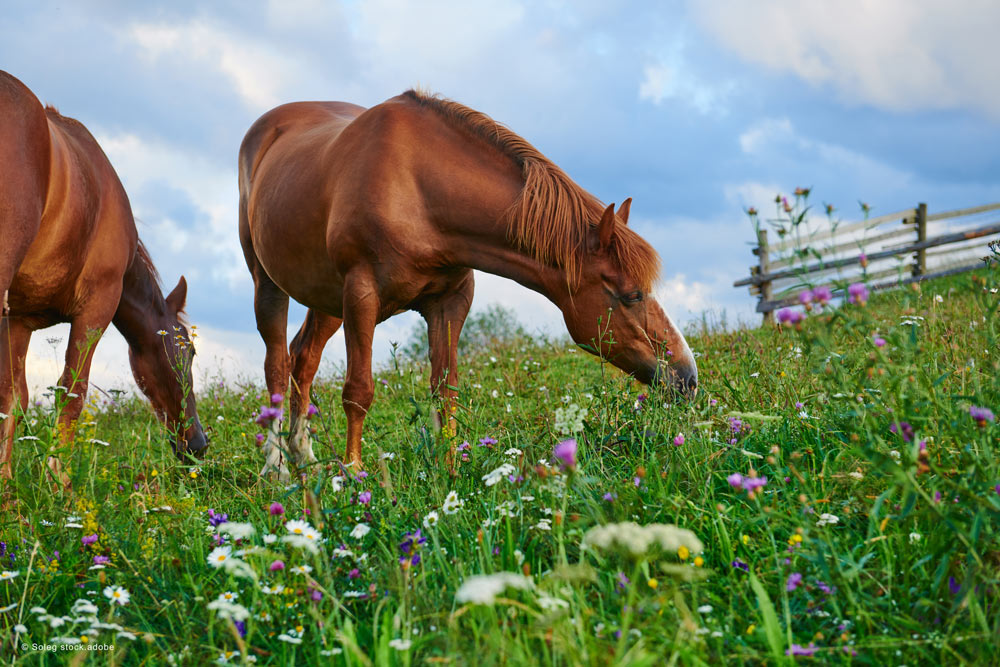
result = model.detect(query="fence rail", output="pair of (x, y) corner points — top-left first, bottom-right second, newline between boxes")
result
(734, 201), (1000, 323)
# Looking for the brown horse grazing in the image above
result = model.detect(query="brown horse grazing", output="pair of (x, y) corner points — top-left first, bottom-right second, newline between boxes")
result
(0, 71), (207, 490)
(239, 89), (697, 478)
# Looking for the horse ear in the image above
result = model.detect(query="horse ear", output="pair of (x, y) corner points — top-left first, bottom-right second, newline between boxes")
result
(165, 276), (188, 314)
(597, 202), (616, 251)
(616, 197), (632, 226)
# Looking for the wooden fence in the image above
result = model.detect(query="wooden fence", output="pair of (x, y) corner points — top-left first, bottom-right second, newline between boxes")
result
(733, 201), (1000, 323)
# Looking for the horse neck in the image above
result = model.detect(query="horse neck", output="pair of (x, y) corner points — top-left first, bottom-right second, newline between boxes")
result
(112, 252), (169, 351)
(438, 159), (572, 309)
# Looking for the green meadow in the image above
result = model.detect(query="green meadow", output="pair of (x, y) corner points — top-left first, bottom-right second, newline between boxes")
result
(1, 258), (998, 665)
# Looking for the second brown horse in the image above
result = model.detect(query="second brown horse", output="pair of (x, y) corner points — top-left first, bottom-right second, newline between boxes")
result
(239, 90), (697, 478)
(0, 71), (206, 491)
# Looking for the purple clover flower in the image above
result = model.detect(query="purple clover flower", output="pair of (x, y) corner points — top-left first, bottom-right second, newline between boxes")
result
(357, 491), (372, 505)
(812, 285), (832, 304)
(255, 405), (283, 427)
(478, 437), (498, 447)
(786, 644), (819, 656)
(553, 438), (577, 470)
(847, 282), (869, 305)
(270, 393), (284, 406)
(81, 534), (98, 546)
(269, 502), (285, 516)
(777, 308), (805, 325)
(873, 335), (886, 348)
(673, 433), (685, 446)
(786, 572), (803, 591)
(798, 289), (813, 305)
(970, 405), (995, 426)
(93, 555), (109, 565)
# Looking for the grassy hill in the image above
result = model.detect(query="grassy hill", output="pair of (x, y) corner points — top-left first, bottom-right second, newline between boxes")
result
(1, 265), (998, 665)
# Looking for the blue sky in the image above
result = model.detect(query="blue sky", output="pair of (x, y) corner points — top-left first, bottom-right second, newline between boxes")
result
(3, 0), (999, 390)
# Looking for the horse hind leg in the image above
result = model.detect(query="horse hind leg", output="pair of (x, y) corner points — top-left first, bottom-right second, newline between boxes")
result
(419, 271), (474, 466)
(288, 309), (342, 472)
(253, 273), (293, 481)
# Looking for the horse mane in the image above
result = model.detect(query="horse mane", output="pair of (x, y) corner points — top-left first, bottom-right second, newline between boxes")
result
(134, 240), (187, 324)
(401, 89), (661, 291)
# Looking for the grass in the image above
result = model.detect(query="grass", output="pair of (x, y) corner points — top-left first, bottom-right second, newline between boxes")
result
(0, 263), (998, 665)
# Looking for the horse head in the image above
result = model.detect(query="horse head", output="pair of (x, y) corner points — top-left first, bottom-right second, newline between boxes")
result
(128, 276), (208, 458)
(559, 200), (698, 394)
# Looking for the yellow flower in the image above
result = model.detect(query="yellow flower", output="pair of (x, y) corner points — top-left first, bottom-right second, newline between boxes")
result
(151, 469), (158, 477)
(678, 545), (690, 561)
(741, 534), (750, 546)
(189, 471), (198, 479)
(647, 578), (658, 590)
(694, 556), (704, 567)
(746, 624), (756, 635)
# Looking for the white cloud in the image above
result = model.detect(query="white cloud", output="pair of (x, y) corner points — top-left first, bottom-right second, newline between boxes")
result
(128, 21), (294, 111)
(691, 0), (1000, 118)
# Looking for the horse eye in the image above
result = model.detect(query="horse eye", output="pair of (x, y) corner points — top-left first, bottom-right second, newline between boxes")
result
(622, 291), (643, 304)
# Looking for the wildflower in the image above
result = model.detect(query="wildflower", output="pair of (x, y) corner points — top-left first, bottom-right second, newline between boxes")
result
(694, 556), (704, 567)
(482, 463), (517, 487)
(455, 572), (534, 604)
(357, 491), (372, 505)
(816, 513), (839, 527)
(306, 403), (319, 417)
(478, 437), (498, 447)
(217, 591), (239, 602)
(269, 560), (285, 571)
(350, 523), (371, 540)
(847, 282), (869, 305)
(81, 533), (98, 546)
(217, 522), (255, 540)
(399, 529), (427, 568)
(277, 633), (303, 644)
(970, 405), (995, 427)
(254, 406), (282, 427)
(582, 522), (703, 556)
(603, 492), (616, 503)
(616, 571), (630, 590)
(270, 393), (283, 405)
(812, 285), (832, 305)
(872, 335), (886, 348)
(207, 547), (232, 568)
(285, 519), (312, 536)
(389, 638), (412, 651)
(269, 502), (285, 516)
(731, 559), (749, 572)
(291, 564), (313, 575)
(260, 583), (285, 595)
(207, 509), (229, 528)
(553, 438), (577, 470)
(13, 623), (27, 634)
(443, 490), (464, 514)
(673, 433), (684, 446)
(909, 532), (921, 543)
(103, 586), (131, 606)
(786, 572), (803, 591)
(423, 511), (440, 529)
(777, 308), (804, 325)
(798, 289), (813, 305)
(555, 403), (586, 434)
(330, 476), (345, 492)
(262, 534), (277, 545)
(890, 422), (914, 442)
(678, 545), (690, 560)
(504, 447), (522, 457)
(786, 644), (819, 656)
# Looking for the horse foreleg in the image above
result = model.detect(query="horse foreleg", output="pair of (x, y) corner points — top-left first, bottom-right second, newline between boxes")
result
(0, 317), (32, 498)
(341, 272), (379, 470)
(288, 309), (342, 471)
(421, 272), (474, 443)
(254, 277), (291, 481)
(53, 317), (111, 492)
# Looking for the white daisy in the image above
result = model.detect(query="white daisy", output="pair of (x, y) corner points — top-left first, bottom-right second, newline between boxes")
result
(207, 546), (233, 568)
(103, 585), (131, 606)
(350, 523), (370, 540)
(442, 490), (464, 514)
(423, 511), (440, 529)
(290, 564), (313, 575)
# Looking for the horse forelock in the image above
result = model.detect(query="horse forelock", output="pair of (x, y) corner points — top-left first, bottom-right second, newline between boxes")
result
(401, 89), (661, 291)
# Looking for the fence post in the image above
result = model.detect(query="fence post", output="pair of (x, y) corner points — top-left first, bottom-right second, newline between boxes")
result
(914, 202), (927, 278)
(757, 229), (774, 324)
